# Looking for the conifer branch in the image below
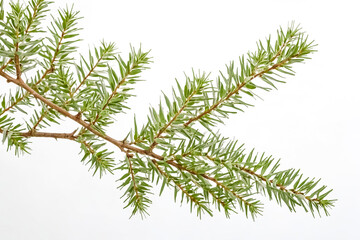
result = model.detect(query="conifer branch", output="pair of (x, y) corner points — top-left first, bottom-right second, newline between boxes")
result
(24, 1), (40, 34)
(207, 154), (323, 209)
(79, 139), (115, 176)
(71, 42), (116, 97)
(0, 72), (164, 161)
(0, 1), (334, 219)
(118, 154), (152, 218)
(90, 47), (151, 127)
(184, 29), (307, 127)
(151, 159), (212, 217)
(127, 155), (140, 198)
(165, 159), (260, 217)
(0, 90), (24, 116)
(0, 3), (80, 115)
(91, 67), (130, 125)
(149, 84), (199, 150)
(28, 43), (116, 133)
(29, 108), (47, 132)
(202, 135), (335, 215)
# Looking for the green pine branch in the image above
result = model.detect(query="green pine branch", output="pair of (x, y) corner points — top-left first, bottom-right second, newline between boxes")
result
(79, 139), (115, 177)
(184, 23), (315, 128)
(202, 134), (335, 216)
(27, 42), (118, 134)
(89, 46), (151, 128)
(135, 71), (210, 150)
(150, 158), (215, 218)
(0, 2), (80, 124)
(0, 0), (335, 219)
(118, 154), (152, 218)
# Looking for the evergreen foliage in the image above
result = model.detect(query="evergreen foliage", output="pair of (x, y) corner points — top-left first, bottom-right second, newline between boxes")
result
(0, 0), (335, 219)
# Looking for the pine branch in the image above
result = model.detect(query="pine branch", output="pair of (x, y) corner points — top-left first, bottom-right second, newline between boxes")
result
(90, 69), (128, 125)
(148, 72), (210, 151)
(0, 115), (30, 155)
(202, 134), (335, 216)
(27, 43), (117, 133)
(165, 159), (262, 218)
(71, 42), (116, 97)
(0, 4), (80, 117)
(90, 46), (151, 128)
(134, 72), (210, 152)
(148, 90), (197, 150)
(150, 159), (213, 217)
(29, 107), (47, 132)
(1, 72), (165, 161)
(184, 24), (315, 128)
(117, 154), (152, 218)
(0, 1), (334, 219)
(0, 88), (27, 117)
(79, 139), (115, 177)
(25, 0), (52, 35)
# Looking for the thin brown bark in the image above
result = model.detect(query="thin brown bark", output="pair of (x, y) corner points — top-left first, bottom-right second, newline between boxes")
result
(22, 130), (77, 140)
(0, 128), (77, 140)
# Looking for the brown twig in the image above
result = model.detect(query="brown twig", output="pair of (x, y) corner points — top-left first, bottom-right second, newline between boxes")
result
(0, 127), (77, 140)
(0, 70), (18, 84)
(22, 130), (78, 140)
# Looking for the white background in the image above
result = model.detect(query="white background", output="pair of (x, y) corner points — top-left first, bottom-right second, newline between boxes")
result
(1, 0), (359, 239)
